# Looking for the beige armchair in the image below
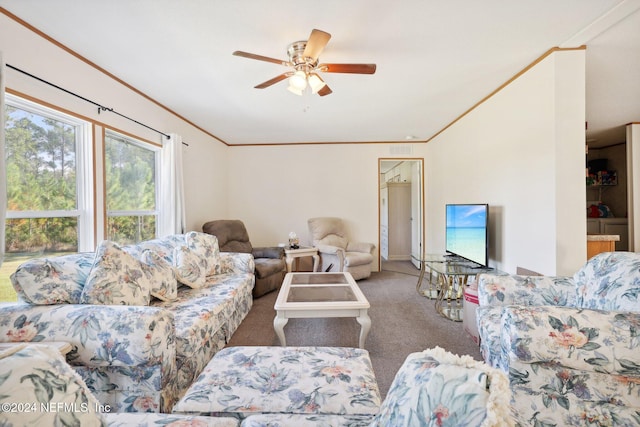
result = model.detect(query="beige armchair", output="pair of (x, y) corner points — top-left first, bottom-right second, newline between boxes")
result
(307, 217), (375, 280)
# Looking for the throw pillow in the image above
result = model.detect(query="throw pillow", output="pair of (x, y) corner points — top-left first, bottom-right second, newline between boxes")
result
(132, 234), (186, 265)
(10, 253), (94, 304)
(0, 344), (106, 426)
(173, 245), (206, 288)
(80, 240), (152, 305)
(370, 346), (513, 427)
(140, 249), (178, 301)
(185, 231), (221, 276)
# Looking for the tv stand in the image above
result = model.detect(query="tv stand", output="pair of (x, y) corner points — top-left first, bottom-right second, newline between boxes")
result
(413, 254), (494, 321)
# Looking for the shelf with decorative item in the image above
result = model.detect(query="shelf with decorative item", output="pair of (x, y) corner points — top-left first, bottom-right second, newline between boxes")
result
(586, 170), (617, 186)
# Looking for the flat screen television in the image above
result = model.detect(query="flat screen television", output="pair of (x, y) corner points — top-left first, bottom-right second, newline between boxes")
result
(445, 203), (489, 267)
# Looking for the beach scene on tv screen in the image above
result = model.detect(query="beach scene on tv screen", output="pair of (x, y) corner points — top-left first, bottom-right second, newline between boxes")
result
(446, 205), (487, 265)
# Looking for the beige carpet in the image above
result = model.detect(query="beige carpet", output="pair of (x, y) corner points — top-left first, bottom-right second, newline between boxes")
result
(227, 270), (483, 398)
(381, 259), (421, 276)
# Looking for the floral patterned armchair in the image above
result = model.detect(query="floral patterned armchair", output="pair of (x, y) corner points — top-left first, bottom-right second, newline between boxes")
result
(476, 251), (640, 426)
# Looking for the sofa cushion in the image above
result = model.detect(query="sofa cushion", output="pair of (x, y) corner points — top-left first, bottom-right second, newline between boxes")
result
(370, 346), (512, 427)
(10, 252), (94, 304)
(0, 344), (106, 426)
(172, 346), (381, 419)
(173, 245), (207, 288)
(186, 231), (221, 276)
(502, 305), (640, 378)
(574, 251), (640, 311)
(81, 240), (152, 305)
(254, 258), (284, 279)
(140, 249), (178, 301)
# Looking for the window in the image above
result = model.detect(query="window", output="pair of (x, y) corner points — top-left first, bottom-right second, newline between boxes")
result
(1, 95), (165, 302)
(1, 94), (93, 301)
(104, 131), (159, 245)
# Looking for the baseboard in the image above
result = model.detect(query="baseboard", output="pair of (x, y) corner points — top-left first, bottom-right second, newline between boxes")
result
(385, 255), (411, 261)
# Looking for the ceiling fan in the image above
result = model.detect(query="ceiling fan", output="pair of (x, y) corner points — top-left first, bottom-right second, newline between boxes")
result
(233, 29), (376, 96)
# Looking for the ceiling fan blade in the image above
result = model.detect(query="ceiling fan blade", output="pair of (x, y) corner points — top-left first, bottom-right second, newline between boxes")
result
(303, 29), (331, 61)
(254, 73), (292, 89)
(233, 50), (291, 67)
(318, 63), (377, 74)
(318, 85), (333, 96)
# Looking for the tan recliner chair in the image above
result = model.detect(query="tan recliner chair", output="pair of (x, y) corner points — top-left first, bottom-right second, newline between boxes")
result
(307, 217), (375, 280)
(202, 219), (286, 298)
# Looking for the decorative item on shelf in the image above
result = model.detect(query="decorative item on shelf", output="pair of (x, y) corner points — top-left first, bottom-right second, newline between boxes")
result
(288, 232), (299, 249)
(587, 170), (617, 186)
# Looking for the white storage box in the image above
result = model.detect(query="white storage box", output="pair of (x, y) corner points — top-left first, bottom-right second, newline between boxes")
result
(463, 283), (480, 345)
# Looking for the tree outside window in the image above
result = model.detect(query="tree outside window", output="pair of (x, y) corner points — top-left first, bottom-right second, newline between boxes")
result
(105, 132), (158, 245)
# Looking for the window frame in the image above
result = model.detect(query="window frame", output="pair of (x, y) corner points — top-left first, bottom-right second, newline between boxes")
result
(4, 93), (94, 252)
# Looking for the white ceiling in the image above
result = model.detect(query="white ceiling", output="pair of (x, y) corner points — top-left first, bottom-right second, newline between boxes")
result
(1, 0), (639, 147)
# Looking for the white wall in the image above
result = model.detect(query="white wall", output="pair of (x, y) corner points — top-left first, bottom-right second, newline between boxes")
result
(226, 144), (425, 270)
(554, 52), (588, 274)
(424, 49), (586, 275)
(0, 13), (229, 234)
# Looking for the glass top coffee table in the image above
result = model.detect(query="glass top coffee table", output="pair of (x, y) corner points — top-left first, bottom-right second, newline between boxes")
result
(274, 272), (371, 348)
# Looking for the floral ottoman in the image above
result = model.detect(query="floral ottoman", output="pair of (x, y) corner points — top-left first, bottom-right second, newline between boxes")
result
(172, 346), (382, 420)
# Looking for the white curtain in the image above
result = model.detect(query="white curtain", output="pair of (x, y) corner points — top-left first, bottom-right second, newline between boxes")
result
(0, 53), (6, 267)
(159, 133), (186, 236)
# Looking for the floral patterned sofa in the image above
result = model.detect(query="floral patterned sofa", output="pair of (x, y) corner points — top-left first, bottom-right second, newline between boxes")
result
(0, 232), (255, 413)
(476, 251), (640, 426)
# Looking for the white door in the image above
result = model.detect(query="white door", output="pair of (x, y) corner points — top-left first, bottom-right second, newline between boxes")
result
(410, 161), (422, 268)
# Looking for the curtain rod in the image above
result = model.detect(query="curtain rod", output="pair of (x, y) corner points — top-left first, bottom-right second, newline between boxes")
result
(6, 64), (188, 146)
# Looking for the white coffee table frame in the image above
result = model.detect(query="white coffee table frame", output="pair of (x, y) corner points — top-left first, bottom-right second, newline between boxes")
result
(273, 272), (371, 348)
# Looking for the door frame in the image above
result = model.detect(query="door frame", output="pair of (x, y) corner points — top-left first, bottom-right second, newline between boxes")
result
(378, 157), (425, 271)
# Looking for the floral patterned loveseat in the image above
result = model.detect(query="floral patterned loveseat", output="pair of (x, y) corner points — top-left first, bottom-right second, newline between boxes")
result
(0, 231), (255, 413)
(477, 251), (640, 426)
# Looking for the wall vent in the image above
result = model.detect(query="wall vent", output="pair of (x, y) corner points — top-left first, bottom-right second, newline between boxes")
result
(389, 145), (412, 155)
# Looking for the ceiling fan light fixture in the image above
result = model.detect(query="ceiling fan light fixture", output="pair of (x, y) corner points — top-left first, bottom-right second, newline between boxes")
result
(308, 73), (326, 93)
(234, 28), (376, 97)
(289, 70), (308, 91)
(287, 85), (304, 96)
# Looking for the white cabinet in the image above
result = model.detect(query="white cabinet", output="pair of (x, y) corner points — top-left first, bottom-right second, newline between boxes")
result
(586, 219), (600, 234)
(380, 183), (411, 260)
(587, 218), (628, 251)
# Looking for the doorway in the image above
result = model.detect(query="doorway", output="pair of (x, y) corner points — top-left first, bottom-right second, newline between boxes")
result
(378, 158), (424, 274)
